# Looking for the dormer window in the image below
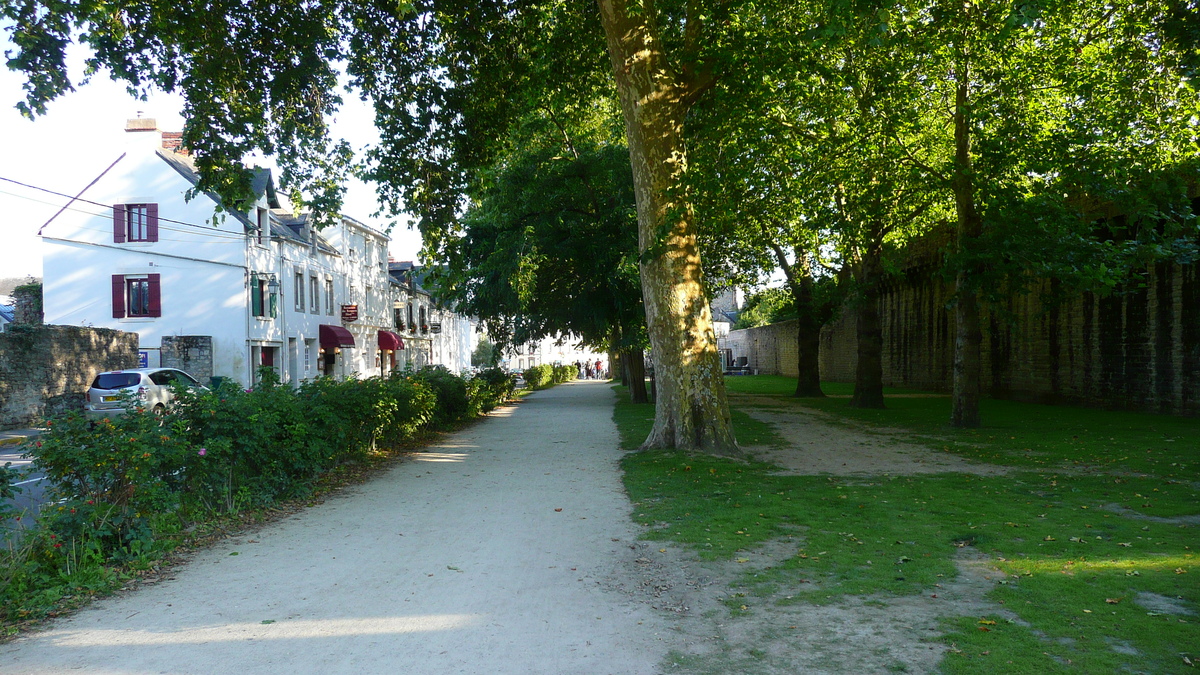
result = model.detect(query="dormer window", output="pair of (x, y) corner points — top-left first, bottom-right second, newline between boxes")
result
(113, 203), (158, 243)
(256, 208), (268, 244)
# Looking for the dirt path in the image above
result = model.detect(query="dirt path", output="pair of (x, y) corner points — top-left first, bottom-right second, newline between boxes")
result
(729, 393), (1007, 476)
(1, 381), (669, 675)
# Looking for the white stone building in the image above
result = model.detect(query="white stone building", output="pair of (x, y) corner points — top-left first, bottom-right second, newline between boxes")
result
(40, 118), (406, 386)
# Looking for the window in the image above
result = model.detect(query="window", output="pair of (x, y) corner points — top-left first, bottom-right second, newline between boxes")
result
(419, 305), (426, 331)
(250, 273), (276, 318)
(407, 302), (414, 331)
(111, 274), (161, 318)
(294, 270), (305, 312)
(256, 208), (268, 245)
(310, 276), (320, 313)
(113, 203), (159, 243)
(325, 278), (334, 315)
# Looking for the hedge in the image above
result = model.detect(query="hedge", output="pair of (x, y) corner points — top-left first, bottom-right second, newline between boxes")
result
(1, 368), (514, 624)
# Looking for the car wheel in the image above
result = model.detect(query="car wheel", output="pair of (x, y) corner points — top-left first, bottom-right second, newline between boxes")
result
(153, 404), (166, 416)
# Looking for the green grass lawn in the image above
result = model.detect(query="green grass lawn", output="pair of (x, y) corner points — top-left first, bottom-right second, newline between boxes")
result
(723, 375), (1200, 480)
(616, 378), (1199, 673)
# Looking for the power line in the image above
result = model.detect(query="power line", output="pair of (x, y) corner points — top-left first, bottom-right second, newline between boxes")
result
(0, 174), (251, 235)
(0, 187), (250, 242)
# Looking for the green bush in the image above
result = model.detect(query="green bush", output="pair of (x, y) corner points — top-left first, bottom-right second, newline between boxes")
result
(469, 367), (517, 413)
(409, 365), (470, 427)
(522, 364), (554, 389)
(553, 364), (576, 384)
(4, 371), (464, 624)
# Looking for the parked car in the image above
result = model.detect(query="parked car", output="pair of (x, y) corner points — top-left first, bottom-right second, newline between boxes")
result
(84, 368), (206, 418)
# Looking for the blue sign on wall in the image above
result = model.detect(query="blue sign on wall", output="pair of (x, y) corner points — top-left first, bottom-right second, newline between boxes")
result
(138, 351), (149, 368)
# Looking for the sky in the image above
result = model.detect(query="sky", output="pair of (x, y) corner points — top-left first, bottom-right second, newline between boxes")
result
(0, 43), (423, 282)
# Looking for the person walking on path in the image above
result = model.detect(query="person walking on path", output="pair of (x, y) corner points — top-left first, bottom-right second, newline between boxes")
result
(1, 381), (667, 674)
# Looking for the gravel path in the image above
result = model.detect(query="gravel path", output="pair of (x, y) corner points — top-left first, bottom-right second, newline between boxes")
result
(2, 381), (668, 675)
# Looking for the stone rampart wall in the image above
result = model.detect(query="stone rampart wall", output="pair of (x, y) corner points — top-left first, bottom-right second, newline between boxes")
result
(725, 262), (1200, 415)
(0, 325), (139, 429)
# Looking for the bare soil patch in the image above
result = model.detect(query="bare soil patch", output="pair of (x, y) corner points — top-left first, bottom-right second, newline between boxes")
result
(595, 392), (1016, 673)
(730, 394), (1007, 477)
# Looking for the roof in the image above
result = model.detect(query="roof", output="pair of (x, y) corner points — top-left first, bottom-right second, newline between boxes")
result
(0, 305), (13, 322)
(155, 149), (277, 231)
(388, 261), (432, 296)
(272, 211), (340, 255)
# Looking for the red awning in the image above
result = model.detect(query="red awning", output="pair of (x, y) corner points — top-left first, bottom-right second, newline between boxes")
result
(319, 324), (356, 349)
(378, 330), (404, 351)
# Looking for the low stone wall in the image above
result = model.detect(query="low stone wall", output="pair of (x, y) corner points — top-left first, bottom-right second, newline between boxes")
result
(0, 325), (139, 429)
(161, 335), (214, 384)
(725, 261), (1200, 416)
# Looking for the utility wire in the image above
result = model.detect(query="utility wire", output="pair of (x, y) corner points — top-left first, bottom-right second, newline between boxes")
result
(0, 174), (251, 235)
(0, 188), (250, 242)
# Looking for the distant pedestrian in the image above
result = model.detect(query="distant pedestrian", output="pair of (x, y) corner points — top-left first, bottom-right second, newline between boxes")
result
(594, 360), (603, 379)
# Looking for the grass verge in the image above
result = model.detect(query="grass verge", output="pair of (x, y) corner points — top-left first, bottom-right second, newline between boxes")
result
(615, 379), (1199, 673)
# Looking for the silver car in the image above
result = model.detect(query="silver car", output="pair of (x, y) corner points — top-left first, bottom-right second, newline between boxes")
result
(84, 368), (205, 418)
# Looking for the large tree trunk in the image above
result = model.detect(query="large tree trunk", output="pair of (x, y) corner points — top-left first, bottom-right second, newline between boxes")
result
(597, 0), (736, 452)
(850, 239), (885, 409)
(951, 72), (983, 428)
(770, 243), (824, 397)
(624, 347), (649, 404)
(791, 256), (824, 398)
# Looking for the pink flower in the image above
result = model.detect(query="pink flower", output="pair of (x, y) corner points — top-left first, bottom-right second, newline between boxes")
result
(198, 448), (207, 456)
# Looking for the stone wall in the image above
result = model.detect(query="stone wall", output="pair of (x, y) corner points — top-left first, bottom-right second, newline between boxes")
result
(12, 283), (43, 325)
(161, 335), (214, 384)
(0, 325), (139, 429)
(726, 261), (1200, 416)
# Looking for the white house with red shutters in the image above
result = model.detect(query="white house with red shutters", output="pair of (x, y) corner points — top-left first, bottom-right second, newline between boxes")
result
(40, 118), (409, 386)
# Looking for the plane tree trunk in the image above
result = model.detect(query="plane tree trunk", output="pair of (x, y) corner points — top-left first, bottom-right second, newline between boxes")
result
(596, 0), (737, 452)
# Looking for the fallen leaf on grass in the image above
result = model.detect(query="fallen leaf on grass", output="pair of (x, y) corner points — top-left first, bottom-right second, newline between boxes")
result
(736, 558), (750, 563)
(1043, 536), (1055, 542)
(1118, 542), (1132, 547)
(1177, 568), (1189, 574)
(979, 620), (996, 625)
(1106, 598), (1122, 604)
(554, 508), (563, 512)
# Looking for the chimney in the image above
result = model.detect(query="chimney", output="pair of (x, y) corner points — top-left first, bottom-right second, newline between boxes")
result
(161, 131), (189, 155)
(124, 116), (166, 152)
(125, 117), (158, 133)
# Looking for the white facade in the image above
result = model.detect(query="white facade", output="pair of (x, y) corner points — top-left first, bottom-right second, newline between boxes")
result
(40, 120), (409, 386)
(387, 263), (477, 375)
(505, 334), (608, 375)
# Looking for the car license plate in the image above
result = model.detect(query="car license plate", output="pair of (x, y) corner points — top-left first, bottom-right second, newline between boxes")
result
(103, 395), (119, 402)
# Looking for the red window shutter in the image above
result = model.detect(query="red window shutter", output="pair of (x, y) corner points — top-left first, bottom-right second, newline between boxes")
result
(146, 203), (159, 242)
(113, 205), (127, 243)
(147, 273), (162, 317)
(112, 275), (126, 318)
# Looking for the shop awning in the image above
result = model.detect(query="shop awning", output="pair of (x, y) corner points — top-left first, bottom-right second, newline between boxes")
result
(378, 330), (405, 351)
(319, 324), (356, 349)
